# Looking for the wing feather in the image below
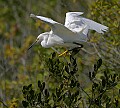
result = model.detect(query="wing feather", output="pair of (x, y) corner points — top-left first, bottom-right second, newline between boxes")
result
(65, 12), (108, 35)
(82, 18), (108, 34)
(30, 14), (57, 25)
(30, 14), (81, 42)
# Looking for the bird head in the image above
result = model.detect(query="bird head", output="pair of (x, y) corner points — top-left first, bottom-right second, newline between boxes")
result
(28, 32), (49, 50)
(27, 34), (44, 50)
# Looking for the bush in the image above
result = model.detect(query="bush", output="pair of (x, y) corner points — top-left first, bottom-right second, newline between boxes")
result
(22, 52), (120, 108)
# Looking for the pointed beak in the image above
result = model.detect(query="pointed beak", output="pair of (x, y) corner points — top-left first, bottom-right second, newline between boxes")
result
(28, 39), (38, 50)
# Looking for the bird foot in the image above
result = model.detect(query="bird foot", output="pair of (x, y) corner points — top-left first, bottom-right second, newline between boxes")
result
(58, 45), (83, 57)
(58, 50), (70, 57)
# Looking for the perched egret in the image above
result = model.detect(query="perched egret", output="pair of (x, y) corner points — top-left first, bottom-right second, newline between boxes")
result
(28, 12), (108, 56)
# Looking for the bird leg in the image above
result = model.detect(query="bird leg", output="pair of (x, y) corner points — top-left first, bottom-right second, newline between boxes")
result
(51, 47), (60, 54)
(68, 47), (82, 56)
(51, 47), (70, 57)
(72, 42), (83, 48)
(58, 43), (83, 57)
(69, 43), (83, 56)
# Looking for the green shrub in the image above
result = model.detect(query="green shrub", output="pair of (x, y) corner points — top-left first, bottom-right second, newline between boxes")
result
(22, 52), (119, 108)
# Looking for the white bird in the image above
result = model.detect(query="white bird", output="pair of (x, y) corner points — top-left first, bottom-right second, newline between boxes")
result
(28, 12), (108, 56)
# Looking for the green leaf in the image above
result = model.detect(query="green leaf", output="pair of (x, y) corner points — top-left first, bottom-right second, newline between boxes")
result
(52, 52), (56, 58)
(38, 93), (41, 102)
(56, 88), (61, 98)
(97, 59), (102, 68)
(52, 93), (56, 101)
(22, 101), (29, 107)
(27, 84), (32, 88)
(102, 78), (106, 87)
(94, 64), (97, 71)
(65, 66), (69, 73)
(57, 96), (62, 102)
(38, 80), (42, 89)
(45, 89), (49, 98)
(74, 90), (79, 97)
(89, 72), (92, 79)
(42, 82), (45, 91)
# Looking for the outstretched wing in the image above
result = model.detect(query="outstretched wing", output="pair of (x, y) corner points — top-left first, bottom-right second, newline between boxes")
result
(30, 14), (58, 26)
(65, 12), (108, 35)
(30, 14), (83, 42)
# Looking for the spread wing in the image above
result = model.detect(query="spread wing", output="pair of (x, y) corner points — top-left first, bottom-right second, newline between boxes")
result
(30, 14), (58, 27)
(30, 14), (83, 42)
(65, 12), (108, 35)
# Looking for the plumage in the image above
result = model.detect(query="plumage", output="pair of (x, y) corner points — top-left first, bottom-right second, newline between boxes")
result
(65, 12), (108, 35)
(29, 12), (108, 50)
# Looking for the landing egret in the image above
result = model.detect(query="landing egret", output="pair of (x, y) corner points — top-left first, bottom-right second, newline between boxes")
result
(28, 12), (108, 56)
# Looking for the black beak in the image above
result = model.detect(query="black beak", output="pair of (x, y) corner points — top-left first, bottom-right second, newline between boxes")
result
(28, 40), (37, 50)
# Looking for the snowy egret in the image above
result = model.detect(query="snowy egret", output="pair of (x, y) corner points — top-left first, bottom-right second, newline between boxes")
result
(28, 12), (108, 56)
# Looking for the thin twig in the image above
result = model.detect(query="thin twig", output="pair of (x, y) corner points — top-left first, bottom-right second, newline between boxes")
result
(94, 43), (102, 58)
(81, 48), (96, 55)
(0, 99), (8, 108)
(80, 86), (91, 100)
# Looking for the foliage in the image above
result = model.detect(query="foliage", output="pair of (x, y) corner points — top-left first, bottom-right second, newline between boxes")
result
(0, 0), (91, 107)
(22, 53), (120, 108)
(89, 0), (120, 71)
(0, 0), (120, 108)
(89, 59), (120, 108)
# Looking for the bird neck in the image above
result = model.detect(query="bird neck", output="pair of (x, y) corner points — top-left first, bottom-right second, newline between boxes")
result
(40, 32), (50, 48)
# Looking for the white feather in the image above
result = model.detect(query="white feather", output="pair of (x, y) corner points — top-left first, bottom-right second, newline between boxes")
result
(65, 12), (108, 35)
(29, 12), (108, 49)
